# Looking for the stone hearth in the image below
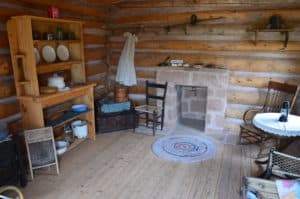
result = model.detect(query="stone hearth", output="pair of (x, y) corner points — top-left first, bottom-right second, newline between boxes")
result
(156, 67), (229, 141)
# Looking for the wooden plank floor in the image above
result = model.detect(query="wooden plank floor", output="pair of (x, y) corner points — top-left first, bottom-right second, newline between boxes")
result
(22, 132), (260, 199)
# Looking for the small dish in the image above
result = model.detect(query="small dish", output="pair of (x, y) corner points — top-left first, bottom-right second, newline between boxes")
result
(56, 147), (67, 155)
(58, 86), (70, 92)
(42, 45), (56, 63)
(56, 44), (69, 61)
(34, 47), (40, 64)
(72, 104), (88, 113)
(40, 86), (58, 94)
(55, 140), (70, 148)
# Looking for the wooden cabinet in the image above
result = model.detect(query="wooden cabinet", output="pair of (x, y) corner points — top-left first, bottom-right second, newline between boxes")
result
(6, 16), (96, 141)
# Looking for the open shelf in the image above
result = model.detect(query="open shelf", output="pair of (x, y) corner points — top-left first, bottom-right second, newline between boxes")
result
(66, 138), (86, 152)
(45, 109), (91, 128)
(18, 84), (96, 107)
(248, 28), (293, 48)
(249, 28), (293, 32)
(37, 60), (82, 74)
(34, 40), (81, 46)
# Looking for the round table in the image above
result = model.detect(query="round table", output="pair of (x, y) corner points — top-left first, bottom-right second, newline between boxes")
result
(253, 113), (300, 176)
(253, 113), (300, 137)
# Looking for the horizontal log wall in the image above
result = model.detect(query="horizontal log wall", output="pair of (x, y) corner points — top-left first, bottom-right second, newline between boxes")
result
(108, 1), (300, 139)
(0, 2), (108, 134)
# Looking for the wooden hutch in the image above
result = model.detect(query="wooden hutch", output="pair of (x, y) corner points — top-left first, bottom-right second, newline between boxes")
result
(6, 16), (96, 144)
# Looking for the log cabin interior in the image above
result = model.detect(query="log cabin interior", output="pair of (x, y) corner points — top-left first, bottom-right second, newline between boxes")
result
(0, 0), (300, 199)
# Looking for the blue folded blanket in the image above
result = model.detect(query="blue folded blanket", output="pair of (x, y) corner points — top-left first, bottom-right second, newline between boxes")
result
(100, 101), (131, 113)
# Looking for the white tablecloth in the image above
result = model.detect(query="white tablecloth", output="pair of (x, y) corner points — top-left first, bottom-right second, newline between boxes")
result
(253, 113), (300, 137)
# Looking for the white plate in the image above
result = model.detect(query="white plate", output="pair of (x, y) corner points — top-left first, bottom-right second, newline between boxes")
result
(34, 47), (40, 64)
(56, 147), (67, 155)
(42, 45), (56, 63)
(56, 44), (69, 61)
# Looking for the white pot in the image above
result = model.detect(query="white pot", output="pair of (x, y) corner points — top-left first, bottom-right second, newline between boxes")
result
(71, 120), (88, 138)
(48, 73), (65, 89)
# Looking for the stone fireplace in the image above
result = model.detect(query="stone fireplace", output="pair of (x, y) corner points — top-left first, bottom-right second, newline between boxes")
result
(156, 67), (229, 140)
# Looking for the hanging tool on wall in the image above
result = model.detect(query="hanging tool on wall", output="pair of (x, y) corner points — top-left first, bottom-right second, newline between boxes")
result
(158, 56), (170, 66)
(165, 14), (224, 34)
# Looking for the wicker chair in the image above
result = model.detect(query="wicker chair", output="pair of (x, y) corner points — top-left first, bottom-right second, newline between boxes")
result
(239, 81), (299, 157)
(264, 149), (300, 179)
(242, 177), (279, 199)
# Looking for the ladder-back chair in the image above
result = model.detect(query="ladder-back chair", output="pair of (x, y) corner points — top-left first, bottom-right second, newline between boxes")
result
(135, 81), (168, 136)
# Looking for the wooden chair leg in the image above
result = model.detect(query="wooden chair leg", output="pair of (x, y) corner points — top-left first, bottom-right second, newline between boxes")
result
(135, 113), (140, 132)
(161, 111), (164, 130)
(146, 113), (149, 127)
(153, 111), (157, 136)
(29, 167), (34, 180)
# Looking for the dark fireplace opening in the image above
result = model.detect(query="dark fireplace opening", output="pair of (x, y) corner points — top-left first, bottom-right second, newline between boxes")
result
(176, 85), (207, 131)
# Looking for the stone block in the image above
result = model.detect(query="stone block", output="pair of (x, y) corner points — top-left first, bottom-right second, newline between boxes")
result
(214, 114), (226, 128)
(207, 99), (225, 112)
(213, 89), (227, 99)
(205, 114), (212, 126)
(167, 109), (177, 120)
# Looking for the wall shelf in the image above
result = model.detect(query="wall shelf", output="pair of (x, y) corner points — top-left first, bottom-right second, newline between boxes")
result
(33, 40), (81, 46)
(248, 28), (293, 48)
(45, 109), (91, 128)
(36, 60), (82, 74)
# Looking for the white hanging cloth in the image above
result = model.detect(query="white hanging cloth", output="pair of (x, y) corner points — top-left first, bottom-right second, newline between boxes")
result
(116, 32), (138, 86)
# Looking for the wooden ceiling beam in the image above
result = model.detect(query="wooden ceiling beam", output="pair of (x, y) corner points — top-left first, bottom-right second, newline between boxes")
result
(114, 0), (300, 8)
(17, 0), (106, 19)
(82, 0), (125, 4)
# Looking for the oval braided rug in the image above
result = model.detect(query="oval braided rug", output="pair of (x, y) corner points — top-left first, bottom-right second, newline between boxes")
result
(152, 134), (216, 163)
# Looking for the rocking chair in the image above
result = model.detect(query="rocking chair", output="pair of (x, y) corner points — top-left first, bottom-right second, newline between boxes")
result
(239, 81), (299, 157)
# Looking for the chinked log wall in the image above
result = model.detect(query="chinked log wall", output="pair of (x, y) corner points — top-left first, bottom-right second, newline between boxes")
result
(107, 1), (300, 139)
(0, 1), (108, 133)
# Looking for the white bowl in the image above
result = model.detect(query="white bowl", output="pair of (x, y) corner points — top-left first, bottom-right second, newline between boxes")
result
(55, 140), (69, 148)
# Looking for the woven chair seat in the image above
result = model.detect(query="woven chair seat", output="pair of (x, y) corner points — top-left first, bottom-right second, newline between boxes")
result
(135, 105), (162, 115)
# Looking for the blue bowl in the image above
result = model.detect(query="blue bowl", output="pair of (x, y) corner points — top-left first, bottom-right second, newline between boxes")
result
(72, 104), (88, 113)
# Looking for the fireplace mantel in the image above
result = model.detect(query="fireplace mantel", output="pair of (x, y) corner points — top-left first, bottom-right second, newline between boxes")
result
(156, 67), (229, 141)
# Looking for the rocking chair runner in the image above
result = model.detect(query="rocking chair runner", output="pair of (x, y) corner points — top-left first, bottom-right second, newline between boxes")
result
(135, 81), (168, 136)
(239, 81), (299, 150)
